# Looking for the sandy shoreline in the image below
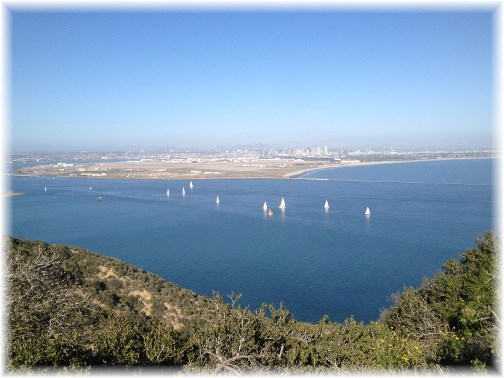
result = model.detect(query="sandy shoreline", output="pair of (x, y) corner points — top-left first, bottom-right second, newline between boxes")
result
(263, 156), (494, 179)
(4, 192), (23, 197)
(290, 156), (496, 177)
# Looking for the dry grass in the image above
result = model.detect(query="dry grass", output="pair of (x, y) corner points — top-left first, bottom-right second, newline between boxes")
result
(97, 265), (122, 280)
(163, 303), (184, 330)
(92, 265), (193, 329)
(130, 289), (153, 316)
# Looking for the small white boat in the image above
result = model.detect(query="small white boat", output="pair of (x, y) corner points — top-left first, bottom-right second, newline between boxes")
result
(182, 187), (186, 196)
(365, 207), (371, 216)
(44, 187), (47, 192)
(189, 181), (194, 190)
(263, 201), (268, 211)
(216, 195), (220, 204)
(166, 189), (170, 197)
(89, 187), (93, 190)
(96, 196), (103, 202)
(279, 198), (286, 209)
(324, 200), (330, 209)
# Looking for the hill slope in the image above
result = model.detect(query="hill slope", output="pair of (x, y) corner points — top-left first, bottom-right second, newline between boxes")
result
(8, 237), (214, 328)
(4, 232), (498, 372)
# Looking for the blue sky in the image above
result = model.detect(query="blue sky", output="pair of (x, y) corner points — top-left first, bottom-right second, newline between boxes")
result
(10, 9), (494, 152)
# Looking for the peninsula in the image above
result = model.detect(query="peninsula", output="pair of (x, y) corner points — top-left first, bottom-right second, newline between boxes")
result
(14, 158), (339, 180)
(11, 147), (495, 181)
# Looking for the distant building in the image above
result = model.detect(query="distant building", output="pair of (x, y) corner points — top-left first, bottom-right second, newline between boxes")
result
(267, 149), (277, 157)
(324, 145), (329, 155)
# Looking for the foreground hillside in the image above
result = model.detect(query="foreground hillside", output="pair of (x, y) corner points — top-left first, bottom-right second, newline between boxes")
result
(5, 232), (498, 373)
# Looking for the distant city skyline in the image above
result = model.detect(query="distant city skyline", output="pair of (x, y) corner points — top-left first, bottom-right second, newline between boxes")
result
(10, 8), (494, 153)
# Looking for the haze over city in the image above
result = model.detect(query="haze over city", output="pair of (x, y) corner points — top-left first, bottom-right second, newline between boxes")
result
(11, 9), (493, 153)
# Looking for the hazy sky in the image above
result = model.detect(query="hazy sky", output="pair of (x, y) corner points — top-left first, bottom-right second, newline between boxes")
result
(11, 9), (494, 152)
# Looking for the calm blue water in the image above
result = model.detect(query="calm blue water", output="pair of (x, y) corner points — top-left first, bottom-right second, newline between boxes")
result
(8, 159), (494, 323)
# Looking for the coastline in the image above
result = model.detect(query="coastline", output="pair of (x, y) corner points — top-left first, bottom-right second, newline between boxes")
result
(11, 156), (494, 182)
(10, 173), (330, 181)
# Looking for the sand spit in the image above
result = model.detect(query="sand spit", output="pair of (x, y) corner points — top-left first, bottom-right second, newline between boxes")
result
(14, 159), (343, 180)
(4, 192), (23, 197)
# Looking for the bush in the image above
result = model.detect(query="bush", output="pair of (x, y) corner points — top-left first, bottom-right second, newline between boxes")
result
(382, 231), (497, 367)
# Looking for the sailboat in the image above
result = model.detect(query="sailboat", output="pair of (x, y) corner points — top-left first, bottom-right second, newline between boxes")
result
(182, 187), (186, 196)
(365, 207), (371, 216)
(216, 196), (220, 204)
(166, 189), (170, 197)
(279, 198), (286, 209)
(263, 201), (268, 211)
(44, 187), (47, 192)
(324, 200), (330, 209)
(268, 209), (273, 217)
(189, 181), (194, 190)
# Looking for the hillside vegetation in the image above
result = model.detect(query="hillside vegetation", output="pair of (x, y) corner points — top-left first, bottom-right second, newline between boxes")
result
(4, 232), (498, 373)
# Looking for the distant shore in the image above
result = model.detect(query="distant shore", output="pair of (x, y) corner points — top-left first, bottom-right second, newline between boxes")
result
(12, 159), (341, 181)
(11, 156), (494, 182)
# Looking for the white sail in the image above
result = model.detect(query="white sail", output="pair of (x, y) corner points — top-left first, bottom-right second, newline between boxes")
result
(44, 187), (47, 192)
(279, 198), (286, 209)
(189, 181), (194, 190)
(365, 207), (371, 216)
(324, 200), (329, 209)
(166, 189), (170, 196)
(263, 201), (268, 211)
(216, 195), (220, 204)
(182, 187), (186, 196)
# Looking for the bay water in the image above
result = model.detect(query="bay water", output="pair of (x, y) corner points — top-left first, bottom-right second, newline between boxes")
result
(8, 158), (494, 323)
